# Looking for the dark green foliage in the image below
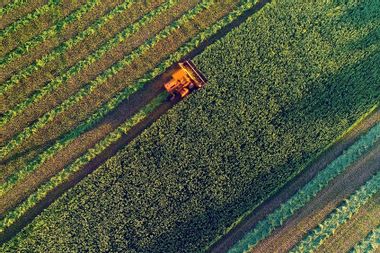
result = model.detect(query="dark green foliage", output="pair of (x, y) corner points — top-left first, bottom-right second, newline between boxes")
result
(2, 0), (379, 252)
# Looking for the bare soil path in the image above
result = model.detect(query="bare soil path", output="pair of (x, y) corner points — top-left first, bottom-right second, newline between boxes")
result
(209, 109), (380, 253)
(250, 141), (380, 253)
(0, 0), (272, 244)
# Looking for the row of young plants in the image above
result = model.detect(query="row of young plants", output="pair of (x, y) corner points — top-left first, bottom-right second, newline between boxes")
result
(0, 0), (180, 128)
(0, 0), (259, 232)
(349, 225), (380, 253)
(0, 92), (167, 234)
(0, 0), (100, 68)
(290, 171), (380, 253)
(0, 0), (59, 39)
(228, 122), (380, 253)
(2, 0), (380, 251)
(0, 0), (28, 17)
(0, 0), (134, 94)
(0, 0), (214, 194)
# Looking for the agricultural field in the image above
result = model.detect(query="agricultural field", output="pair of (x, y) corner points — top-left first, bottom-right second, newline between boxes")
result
(1, 0), (380, 252)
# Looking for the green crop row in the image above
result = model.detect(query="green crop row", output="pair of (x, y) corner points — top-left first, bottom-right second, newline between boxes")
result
(0, 0), (100, 68)
(0, 0), (28, 17)
(0, 93), (167, 234)
(0, 0), (180, 128)
(0, 0), (213, 194)
(290, 171), (380, 253)
(2, 0), (380, 251)
(228, 123), (380, 253)
(0, 0), (258, 230)
(0, 0), (58, 39)
(0, 0), (134, 94)
(349, 225), (380, 253)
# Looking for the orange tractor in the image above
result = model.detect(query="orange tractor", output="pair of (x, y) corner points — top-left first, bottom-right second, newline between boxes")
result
(164, 60), (207, 100)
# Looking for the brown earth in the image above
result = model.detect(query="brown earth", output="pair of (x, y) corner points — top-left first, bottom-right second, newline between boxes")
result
(0, 0), (241, 216)
(317, 191), (380, 253)
(209, 109), (380, 253)
(249, 142), (380, 253)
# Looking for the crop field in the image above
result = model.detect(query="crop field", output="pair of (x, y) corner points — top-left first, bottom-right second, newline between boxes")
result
(1, 0), (380, 252)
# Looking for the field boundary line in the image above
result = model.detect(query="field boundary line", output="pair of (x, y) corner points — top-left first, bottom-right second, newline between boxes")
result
(0, 0), (134, 94)
(0, 0), (180, 128)
(227, 122), (380, 253)
(0, 0), (214, 195)
(0, 0), (264, 237)
(290, 171), (380, 253)
(0, 93), (167, 234)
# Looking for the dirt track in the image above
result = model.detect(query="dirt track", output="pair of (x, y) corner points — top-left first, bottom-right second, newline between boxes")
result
(251, 141), (380, 253)
(0, 0), (272, 244)
(209, 109), (380, 253)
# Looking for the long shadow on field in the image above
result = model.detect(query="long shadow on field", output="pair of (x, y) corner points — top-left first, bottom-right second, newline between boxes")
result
(0, 0), (273, 244)
(136, 50), (380, 253)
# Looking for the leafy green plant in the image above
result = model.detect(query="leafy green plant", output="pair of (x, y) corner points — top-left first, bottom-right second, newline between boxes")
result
(349, 225), (380, 253)
(0, 0), (28, 17)
(0, 93), (167, 233)
(0, 0), (100, 67)
(290, 172), (380, 253)
(0, 0), (214, 193)
(0, 0), (59, 39)
(0, 0), (134, 94)
(228, 123), (380, 253)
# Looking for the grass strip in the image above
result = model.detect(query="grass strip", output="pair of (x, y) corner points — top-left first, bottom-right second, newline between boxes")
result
(0, 0), (100, 68)
(290, 171), (380, 253)
(0, 0), (58, 39)
(0, 0), (214, 193)
(0, 0), (180, 127)
(0, 92), (167, 233)
(0, 0), (28, 17)
(349, 225), (380, 253)
(228, 122), (380, 253)
(0, 0), (134, 94)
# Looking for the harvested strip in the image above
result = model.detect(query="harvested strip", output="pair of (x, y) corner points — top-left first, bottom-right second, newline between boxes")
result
(0, 0), (247, 214)
(349, 225), (380, 253)
(0, 0), (180, 157)
(0, 0), (134, 95)
(0, 0), (28, 18)
(0, 0), (213, 195)
(0, 0), (100, 68)
(0, 0), (58, 39)
(0, 92), (167, 233)
(290, 171), (380, 253)
(228, 123), (380, 253)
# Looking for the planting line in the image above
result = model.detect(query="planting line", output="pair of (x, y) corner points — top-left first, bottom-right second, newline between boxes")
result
(0, 0), (213, 194)
(290, 171), (380, 253)
(0, 0), (134, 94)
(349, 225), (380, 253)
(0, 0), (59, 39)
(0, 93), (167, 233)
(0, 0), (179, 128)
(0, 0), (28, 17)
(0, 0), (262, 233)
(228, 122), (380, 253)
(0, 0), (100, 68)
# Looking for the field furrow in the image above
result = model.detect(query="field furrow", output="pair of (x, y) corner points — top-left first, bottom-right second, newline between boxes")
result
(0, 0), (195, 161)
(0, 0), (42, 28)
(0, 0), (134, 96)
(228, 123), (380, 253)
(349, 225), (380, 253)
(317, 192), (380, 253)
(290, 171), (380, 253)
(0, 0), (244, 224)
(0, 0), (99, 69)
